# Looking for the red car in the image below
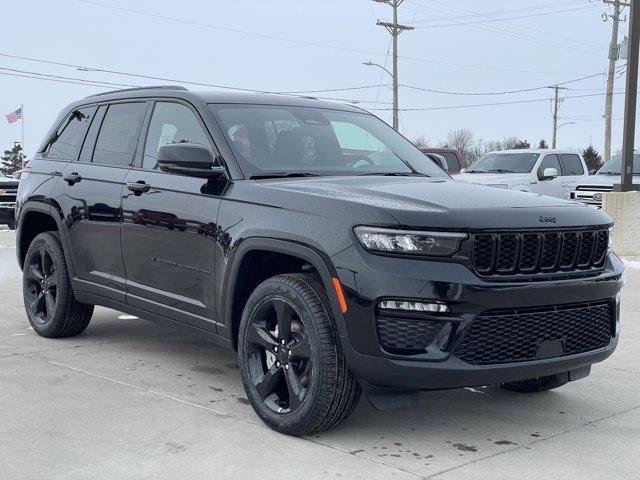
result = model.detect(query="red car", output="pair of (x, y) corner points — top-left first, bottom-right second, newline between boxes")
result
(420, 148), (465, 175)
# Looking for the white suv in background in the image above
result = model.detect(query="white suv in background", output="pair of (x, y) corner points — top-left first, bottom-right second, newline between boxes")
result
(568, 152), (640, 208)
(456, 149), (589, 198)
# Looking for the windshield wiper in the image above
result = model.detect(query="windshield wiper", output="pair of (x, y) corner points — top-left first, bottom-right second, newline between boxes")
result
(599, 171), (621, 175)
(483, 169), (516, 173)
(360, 172), (430, 177)
(249, 172), (322, 180)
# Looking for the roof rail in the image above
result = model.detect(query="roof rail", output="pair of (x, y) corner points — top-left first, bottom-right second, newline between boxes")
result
(86, 85), (188, 98)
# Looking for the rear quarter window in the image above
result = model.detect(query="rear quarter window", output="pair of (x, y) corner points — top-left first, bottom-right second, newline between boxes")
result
(43, 107), (96, 161)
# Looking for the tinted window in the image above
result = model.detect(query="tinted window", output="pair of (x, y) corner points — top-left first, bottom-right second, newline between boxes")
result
(78, 105), (107, 163)
(440, 152), (461, 173)
(538, 154), (561, 177)
(559, 154), (584, 175)
(467, 152), (540, 173)
(93, 103), (146, 166)
(143, 102), (211, 170)
(598, 153), (640, 175)
(44, 107), (95, 161)
(212, 104), (446, 178)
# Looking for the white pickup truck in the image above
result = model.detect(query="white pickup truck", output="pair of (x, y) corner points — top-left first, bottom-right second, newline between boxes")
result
(456, 149), (590, 198)
(567, 152), (640, 208)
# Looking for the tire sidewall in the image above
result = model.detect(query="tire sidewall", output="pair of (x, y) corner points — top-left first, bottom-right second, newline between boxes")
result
(22, 233), (71, 337)
(238, 277), (327, 434)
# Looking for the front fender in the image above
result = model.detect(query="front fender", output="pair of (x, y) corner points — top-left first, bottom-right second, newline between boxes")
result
(220, 237), (349, 348)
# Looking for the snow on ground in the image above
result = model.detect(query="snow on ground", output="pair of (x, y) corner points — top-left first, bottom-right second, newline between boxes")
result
(623, 259), (640, 269)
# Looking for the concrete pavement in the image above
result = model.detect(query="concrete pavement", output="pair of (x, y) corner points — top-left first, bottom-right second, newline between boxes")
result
(1, 229), (638, 479)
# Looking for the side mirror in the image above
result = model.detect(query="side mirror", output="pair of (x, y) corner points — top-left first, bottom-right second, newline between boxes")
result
(459, 168), (467, 174)
(539, 167), (558, 181)
(157, 143), (225, 179)
(589, 169), (597, 175)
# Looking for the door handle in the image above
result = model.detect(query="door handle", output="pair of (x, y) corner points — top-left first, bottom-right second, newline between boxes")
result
(63, 172), (82, 185)
(127, 181), (151, 195)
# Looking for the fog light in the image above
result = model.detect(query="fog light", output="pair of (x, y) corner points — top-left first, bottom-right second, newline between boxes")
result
(378, 300), (449, 313)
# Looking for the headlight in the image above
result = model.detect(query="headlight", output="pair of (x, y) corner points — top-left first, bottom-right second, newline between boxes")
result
(485, 184), (508, 189)
(354, 227), (467, 257)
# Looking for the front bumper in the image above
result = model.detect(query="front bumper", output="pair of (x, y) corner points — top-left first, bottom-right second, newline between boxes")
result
(0, 203), (15, 221)
(332, 245), (624, 390)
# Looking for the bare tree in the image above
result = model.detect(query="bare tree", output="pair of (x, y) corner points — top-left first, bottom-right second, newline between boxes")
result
(413, 135), (430, 148)
(442, 129), (475, 165)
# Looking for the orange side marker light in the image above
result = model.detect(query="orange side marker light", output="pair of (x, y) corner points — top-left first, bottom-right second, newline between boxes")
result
(332, 277), (348, 314)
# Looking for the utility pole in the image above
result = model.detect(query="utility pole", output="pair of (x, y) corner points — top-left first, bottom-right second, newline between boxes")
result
(548, 85), (568, 148)
(374, 0), (414, 131)
(603, 0), (627, 162)
(618, 0), (638, 192)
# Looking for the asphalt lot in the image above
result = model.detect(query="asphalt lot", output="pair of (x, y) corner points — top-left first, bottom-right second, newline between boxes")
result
(1, 228), (638, 480)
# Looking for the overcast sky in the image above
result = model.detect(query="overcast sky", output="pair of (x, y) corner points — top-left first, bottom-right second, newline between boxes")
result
(0, 0), (634, 159)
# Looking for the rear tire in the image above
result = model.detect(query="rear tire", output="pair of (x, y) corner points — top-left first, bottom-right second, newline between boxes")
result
(501, 374), (568, 393)
(22, 232), (94, 338)
(238, 273), (361, 436)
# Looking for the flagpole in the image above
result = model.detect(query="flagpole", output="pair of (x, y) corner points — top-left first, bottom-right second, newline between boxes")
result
(21, 104), (24, 169)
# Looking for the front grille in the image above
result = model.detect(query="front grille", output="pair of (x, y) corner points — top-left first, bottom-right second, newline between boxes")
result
(471, 228), (608, 276)
(454, 301), (614, 365)
(571, 185), (613, 207)
(377, 315), (445, 354)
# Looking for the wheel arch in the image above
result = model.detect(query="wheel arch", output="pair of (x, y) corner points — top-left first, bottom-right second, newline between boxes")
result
(221, 238), (348, 350)
(16, 203), (72, 273)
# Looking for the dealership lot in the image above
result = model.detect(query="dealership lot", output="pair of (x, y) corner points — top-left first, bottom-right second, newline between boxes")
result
(0, 229), (638, 479)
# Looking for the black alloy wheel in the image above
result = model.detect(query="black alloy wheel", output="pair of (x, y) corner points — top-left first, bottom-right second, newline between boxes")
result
(245, 297), (312, 414)
(238, 274), (361, 436)
(22, 232), (94, 338)
(24, 246), (58, 326)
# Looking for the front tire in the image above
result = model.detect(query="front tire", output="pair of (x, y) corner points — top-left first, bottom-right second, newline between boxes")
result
(22, 232), (94, 338)
(6, 219), (15, 230)
(238, 273), (360, 436)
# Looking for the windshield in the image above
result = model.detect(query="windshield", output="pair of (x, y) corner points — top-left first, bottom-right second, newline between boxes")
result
(597, 153), (640, 175)
(467, 152), (540, 174)
(210, 104), (448, 178)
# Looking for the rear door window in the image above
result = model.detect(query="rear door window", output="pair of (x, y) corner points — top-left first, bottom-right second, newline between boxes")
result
(43, 107), (95, 161)
(559, 154), (584, 176)
(78, 105), (107, 163)
(93, 102), (147, 166)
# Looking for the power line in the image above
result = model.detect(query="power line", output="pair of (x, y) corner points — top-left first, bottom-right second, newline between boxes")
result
(411, 0), (588, 22)
(400, 72), (605, 96)
(0, 71), (120, 88)
(369, 92), (625, 111)
(71, 2), (595, 76)
(404, 0), (606, 58)
(0, 66), (138, 88)
(413, 6), (592, 28)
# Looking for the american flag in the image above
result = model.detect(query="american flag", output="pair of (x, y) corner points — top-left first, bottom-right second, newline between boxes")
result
(5, 107), (22, 124)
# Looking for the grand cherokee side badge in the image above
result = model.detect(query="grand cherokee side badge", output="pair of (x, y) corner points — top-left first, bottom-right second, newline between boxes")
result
(539, 216), (557, 223)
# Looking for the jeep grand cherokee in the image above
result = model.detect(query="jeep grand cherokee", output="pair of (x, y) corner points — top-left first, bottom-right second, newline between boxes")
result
(16, 86), (624, 435)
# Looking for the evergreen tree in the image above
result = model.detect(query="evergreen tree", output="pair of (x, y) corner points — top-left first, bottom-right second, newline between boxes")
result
(538, 139), (549, 149)
(582, 145), (603, 173)
(513, 139), (530, 149)
(1, 144), (25, 175)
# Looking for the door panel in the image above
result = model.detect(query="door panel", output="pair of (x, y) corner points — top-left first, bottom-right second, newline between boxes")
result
(54, 163), (128, 300)
(120, 100), (224, 331)
(121, 170), (222, 330)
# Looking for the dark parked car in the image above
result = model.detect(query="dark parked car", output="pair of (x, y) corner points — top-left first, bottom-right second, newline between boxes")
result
(0, 171), (19, 229)
(16, 86), (624, 435)
(420, 147), (465, 174)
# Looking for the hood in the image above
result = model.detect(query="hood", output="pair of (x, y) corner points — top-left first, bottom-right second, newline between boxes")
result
(456, 172), (531, 186)
(574, 174), (640, 187)
(260, 176), (611, 230)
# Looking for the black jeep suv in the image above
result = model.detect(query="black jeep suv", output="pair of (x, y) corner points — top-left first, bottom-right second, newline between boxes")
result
(16, 86), (624, 435)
